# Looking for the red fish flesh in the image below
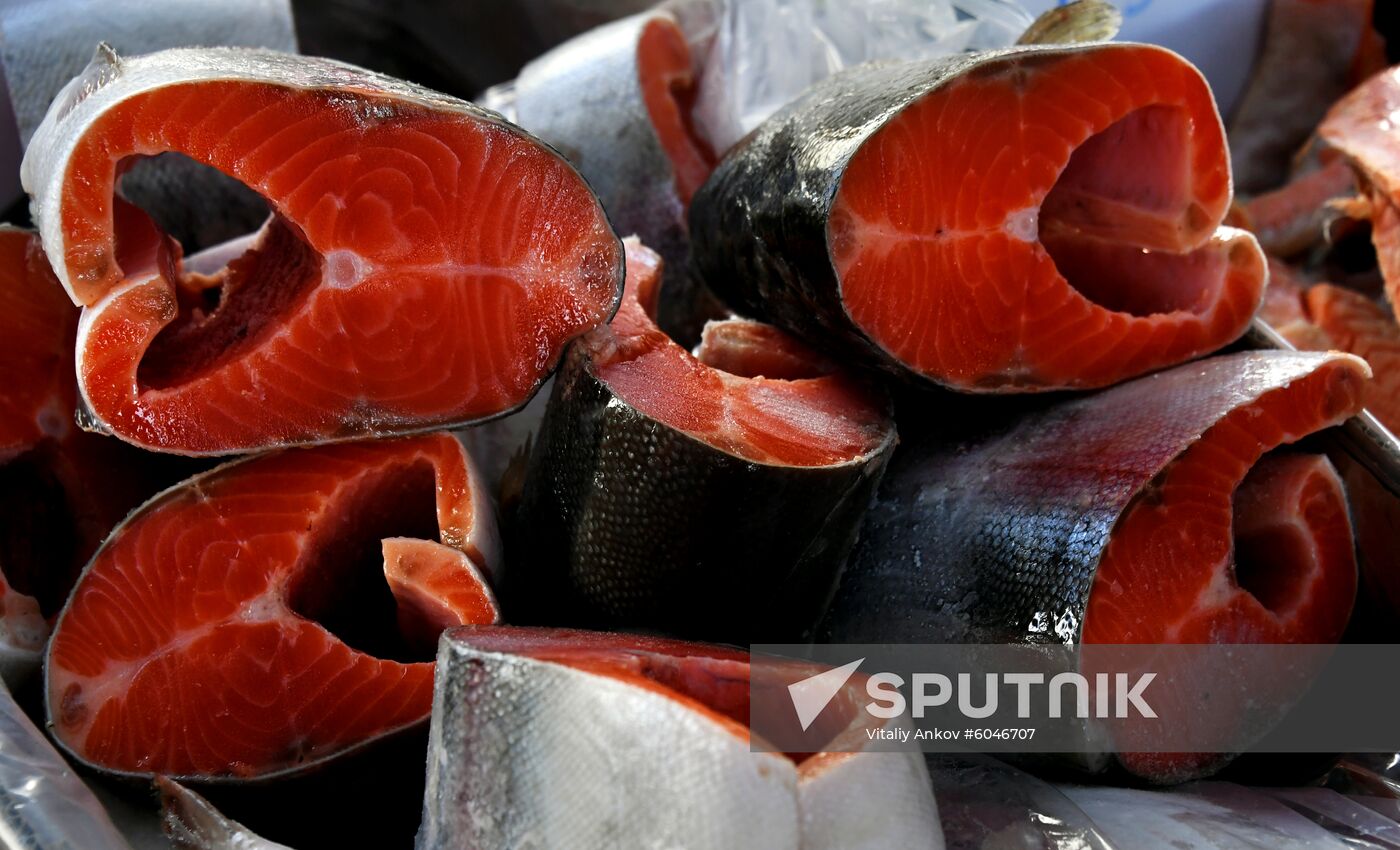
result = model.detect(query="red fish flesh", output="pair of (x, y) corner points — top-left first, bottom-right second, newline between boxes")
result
(820, 350), (1367, 781)
(691, 44), (1267, 392)
(21, 46), (623, 455)
(512, 240), (896, 643)
(1319, 64), (1400, 309)
(46, 433), (500, 779)
(493, 9), (717, 339)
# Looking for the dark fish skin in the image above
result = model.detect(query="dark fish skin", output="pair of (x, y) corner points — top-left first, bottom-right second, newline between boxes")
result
(817, 350), (1363, 647)
(689, 46), (1078, 382)
(507, 346), (896, 645)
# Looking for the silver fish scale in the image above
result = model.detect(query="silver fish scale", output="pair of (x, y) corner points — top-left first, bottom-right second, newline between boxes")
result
(819, 350), (1366, 647)
(419, 634), (800, 850)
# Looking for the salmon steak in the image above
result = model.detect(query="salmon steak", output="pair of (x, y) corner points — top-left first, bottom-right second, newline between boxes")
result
(419, 625), (942, 850)
(819, 350), (1367, 780)
(45, 433), (500, 780)
(21, 46), (623, 455)
(511, 239), (895, 643)
(0, 225), (197, 683)
(1319, 64), (1400, 310)
(492, 8), (717, 340)
(690, 43), (1267, 392)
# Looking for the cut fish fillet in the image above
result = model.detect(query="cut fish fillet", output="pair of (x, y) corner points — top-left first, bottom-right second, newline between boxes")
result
(1319, 65), (1400, 310)
(1089, 448), (1357, 781)
(419, 626), (942, 850)
(819, 351), (1368, 780)
(512, 239), (895, 642)
(1301, 284), (1400, 435)
(46, 433), (500, 779)
(588, 242), (889, 468)
(21, 46), (623, 455)
(0, 226), (194, 683)
(691, 43), (1266, 392)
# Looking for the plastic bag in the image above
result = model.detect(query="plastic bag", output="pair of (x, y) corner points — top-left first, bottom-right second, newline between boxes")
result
(1019, 0), (1269, 114)
(0, 681), (132, 849)
(687, 0), (1033, 153)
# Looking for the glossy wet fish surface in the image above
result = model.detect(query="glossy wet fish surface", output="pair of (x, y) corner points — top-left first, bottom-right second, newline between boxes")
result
(46, 433), (500, 781)
(510, 240), (896, 644)
(691, 42), (1265, 393)
(22, 46), (623, 456)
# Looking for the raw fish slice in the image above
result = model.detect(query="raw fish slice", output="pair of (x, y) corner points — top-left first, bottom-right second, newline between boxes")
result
(1260, 278), (1400, 633)
(512, 240), (895, 643)
(1319, 65), (1400, 309)
(1086, 448), (1356, 645)
(820, 351), (1367, 781)
(46, 433), (500, 780)
(1301, 284), (1400, 434)
(492, 9), (717, 340)
(22, 46), (623, 455)
(691, 44), (1266, 392)
(419, 625), (942, 850)
(1257, 259), (1338, 350)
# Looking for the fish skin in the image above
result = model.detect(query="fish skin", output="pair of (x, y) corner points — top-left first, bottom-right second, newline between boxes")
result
(22, 45), (624, 455)
(1230, 0), (1382, 195)
(799, 750), (944, 850)
(44, 433), (501, 781)
(418, 626), (942, 850)
(494, 10), (718, 343)
(690, 43), (1259, 393)
(509, 241), (896, 644)
(821, 350), (1366, 782)
(818, 350), (1366, 649)
(158, 778), (293, 850)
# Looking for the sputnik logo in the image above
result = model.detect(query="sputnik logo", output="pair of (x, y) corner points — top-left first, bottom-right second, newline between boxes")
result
(788, 658), (864, 731)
